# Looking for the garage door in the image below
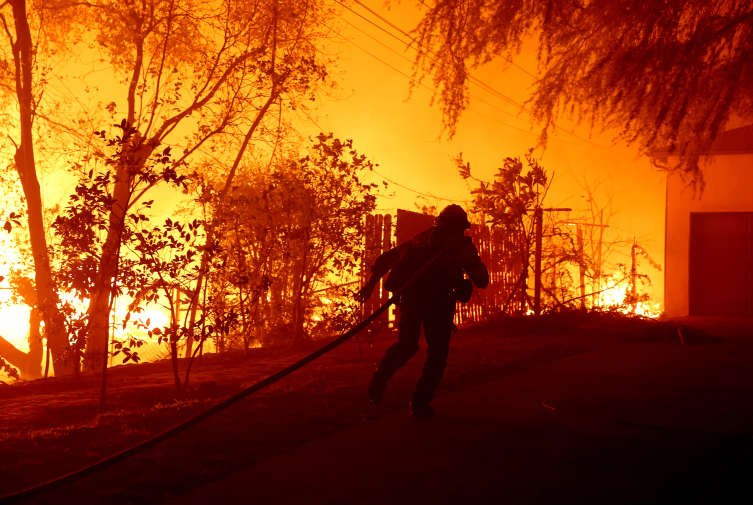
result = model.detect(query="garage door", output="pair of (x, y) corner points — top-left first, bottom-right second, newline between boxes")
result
(689, 212), (753, 316)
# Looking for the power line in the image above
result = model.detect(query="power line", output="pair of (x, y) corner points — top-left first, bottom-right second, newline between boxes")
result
(327, 15), (582, 148)
(326, 24), (542, 136)
(336, 13), (544, 130)
(339, 0), (536, 119)
(372, 168), (469, 203)
(286, 85), (469, 204)
(338, 0), (616, 152)
(344, 0), (537, 110)
(316, 11), (592, 204)
(352, 0), (538, 80)
(312, 27), (562, 205)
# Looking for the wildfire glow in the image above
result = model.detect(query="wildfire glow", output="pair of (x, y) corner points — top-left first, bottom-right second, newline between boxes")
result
(0, 290), (31, 353)
(0, 285), (176, 380)
(597, 274), (662, 318)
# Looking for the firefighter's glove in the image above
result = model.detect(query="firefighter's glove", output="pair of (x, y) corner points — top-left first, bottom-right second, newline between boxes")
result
(453, 278), (474, 304)
(355, 279), (377, 303)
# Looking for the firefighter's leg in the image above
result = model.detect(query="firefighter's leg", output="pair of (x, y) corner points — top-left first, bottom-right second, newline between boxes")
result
(368, 308), (422, 404)
(412, 301), (454, 407)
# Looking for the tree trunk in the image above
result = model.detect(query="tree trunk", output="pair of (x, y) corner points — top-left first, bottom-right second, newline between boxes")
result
(291, 297), (306, 347)
(83, 154), (141, 370)
(25, 308), (44, 379)
(0, 336), (26, 377)
(83, 34), (147, 370)
(290, 245), (310, 348)
(84, 134), (152, 369)
(240, 284), (249, 355)
(595, 210), (605, 308)
(170, 335), (181, 390)
(10, 0), (72, 375)
(84, 289), (109, 370)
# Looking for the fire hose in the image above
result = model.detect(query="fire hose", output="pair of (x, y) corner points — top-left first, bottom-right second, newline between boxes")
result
(0, 240), (458, 504)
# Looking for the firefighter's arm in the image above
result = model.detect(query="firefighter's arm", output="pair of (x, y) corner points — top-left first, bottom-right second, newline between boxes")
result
(355, 275), (380, 303)
(458, 238), (490, 289)
(467, 263), (490, 289)
(355, 240), (411, 303)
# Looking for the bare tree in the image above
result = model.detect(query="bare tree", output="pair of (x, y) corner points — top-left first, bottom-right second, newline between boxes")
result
(79, 0), (334, 369)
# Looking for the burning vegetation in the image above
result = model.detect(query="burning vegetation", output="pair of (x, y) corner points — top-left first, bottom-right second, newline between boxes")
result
(4, 0), (746, 389)
(0, 0), (748, 501)
(1, 137), (661, 390)
(454, 149), (662, 319)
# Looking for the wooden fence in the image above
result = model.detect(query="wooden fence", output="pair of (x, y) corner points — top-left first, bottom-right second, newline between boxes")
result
(361, 213), (394, 330)
(361, 210), (525, 328)
(456, 224), (525, 324)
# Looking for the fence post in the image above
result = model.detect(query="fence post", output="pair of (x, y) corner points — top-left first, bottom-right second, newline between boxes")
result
(363, 214), (375, 321)
(381, 214), (392, 327)
(578, 225), (586, 310)
(631, 237), (637, 313)
(534, 207), (543, 316)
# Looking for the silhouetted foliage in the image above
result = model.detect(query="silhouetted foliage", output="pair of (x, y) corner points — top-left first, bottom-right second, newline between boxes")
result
(50, 121), (190, 390)
(0, 0), (339, 379)
(78, 0), (335, 369)
(203, 133), (379, 349)
(413, 0), (753, 184)
(456, 149), (655, 314)
(456, 149), (550, 313)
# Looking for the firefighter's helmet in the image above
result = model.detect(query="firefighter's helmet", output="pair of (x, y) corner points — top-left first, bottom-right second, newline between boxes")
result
(434, 204), (471, 230)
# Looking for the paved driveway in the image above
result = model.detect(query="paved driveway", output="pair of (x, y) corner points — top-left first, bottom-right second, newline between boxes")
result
(172, 317), (753, 504)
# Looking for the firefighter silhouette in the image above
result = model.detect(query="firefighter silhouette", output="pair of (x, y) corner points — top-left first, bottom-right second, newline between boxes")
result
(356, 205), (489, 417)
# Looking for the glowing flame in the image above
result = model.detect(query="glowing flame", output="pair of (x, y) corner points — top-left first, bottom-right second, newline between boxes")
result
(0, 289), (31, 353)
(597, 274), (662, 318)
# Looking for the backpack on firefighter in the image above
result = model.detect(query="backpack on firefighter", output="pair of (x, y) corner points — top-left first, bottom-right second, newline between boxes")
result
(384, 233), (474, 304)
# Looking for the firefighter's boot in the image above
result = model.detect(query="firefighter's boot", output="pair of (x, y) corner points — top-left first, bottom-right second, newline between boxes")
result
(368, 371), (389, 405)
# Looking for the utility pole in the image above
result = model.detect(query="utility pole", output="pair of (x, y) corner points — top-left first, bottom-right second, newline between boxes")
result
(577, 225), (586, 310)
(534, 207), (571, 316)
(596, 209), (604, 307)
(630, 237), (637, 313)
(534, 207), (543, 316)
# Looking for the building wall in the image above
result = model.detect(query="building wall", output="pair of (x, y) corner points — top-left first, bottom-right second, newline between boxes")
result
(665, 154), (753, 317)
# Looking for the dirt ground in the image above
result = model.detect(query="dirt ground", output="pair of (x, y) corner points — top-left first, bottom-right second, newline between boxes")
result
(0, 313), (692, 504)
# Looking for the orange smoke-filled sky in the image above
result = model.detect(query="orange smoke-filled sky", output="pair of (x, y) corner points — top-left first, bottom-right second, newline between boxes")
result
(303, 0), (666, 304)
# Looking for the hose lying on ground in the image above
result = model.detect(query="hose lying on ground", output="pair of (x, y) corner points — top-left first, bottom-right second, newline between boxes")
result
(0, 238), (458, 504)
